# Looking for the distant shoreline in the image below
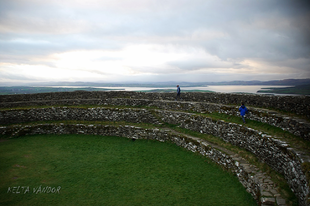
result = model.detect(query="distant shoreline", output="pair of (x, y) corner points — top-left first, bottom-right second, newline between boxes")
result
(257, 84), (310, 95)
(1, 85), (309, 95)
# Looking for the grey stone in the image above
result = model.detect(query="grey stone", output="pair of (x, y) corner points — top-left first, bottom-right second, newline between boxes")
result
(261, 197), (276, 205)
(261, 191), (273, 197)
(276, 197), (286, 205)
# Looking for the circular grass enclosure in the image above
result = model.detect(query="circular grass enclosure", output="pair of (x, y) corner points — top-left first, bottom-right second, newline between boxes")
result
(0, 134), (257, 206)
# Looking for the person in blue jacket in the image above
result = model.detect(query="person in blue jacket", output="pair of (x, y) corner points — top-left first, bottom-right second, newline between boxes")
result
(176, 85), (181, 101)
(239, 102), (248, 124)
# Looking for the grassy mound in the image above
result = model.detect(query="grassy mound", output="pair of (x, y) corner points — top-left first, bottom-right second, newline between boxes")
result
(0, 134), (256, 206)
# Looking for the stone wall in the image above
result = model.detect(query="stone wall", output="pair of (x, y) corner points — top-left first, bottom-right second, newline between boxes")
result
(1, 98), (309, 140)
(0, 107), (160, 125)
(1, 91), (309, 118)
(103, 98), (310, 140)
(1, 106), (309, 205)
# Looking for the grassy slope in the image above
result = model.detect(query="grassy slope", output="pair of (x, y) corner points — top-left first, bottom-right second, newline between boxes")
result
(0, 134), (256, 206)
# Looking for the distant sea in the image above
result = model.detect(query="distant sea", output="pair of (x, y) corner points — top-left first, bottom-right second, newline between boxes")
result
(47, 85), (294, 95)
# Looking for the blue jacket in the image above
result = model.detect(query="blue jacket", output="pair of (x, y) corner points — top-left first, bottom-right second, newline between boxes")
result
(239, 105), (248, 116)
(177, 86), (181, 94)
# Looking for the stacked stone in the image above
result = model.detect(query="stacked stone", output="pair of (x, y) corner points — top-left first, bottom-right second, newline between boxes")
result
(1, 97), (309, 140)
(0, 107), (160, 125)
(0, 90), (309, 117)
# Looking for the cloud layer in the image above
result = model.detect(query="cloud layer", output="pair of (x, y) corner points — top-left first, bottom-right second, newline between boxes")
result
(0, 0), (309, 84)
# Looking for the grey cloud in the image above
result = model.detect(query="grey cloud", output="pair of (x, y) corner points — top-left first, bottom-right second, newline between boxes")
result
(0, 0), (309, 83)
(0, 70), (37, 82)
(168, 58), (232, 71)
(0, 33), (123, 63)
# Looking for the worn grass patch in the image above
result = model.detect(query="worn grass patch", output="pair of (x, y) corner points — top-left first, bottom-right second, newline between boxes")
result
(0, 134), (256, 206)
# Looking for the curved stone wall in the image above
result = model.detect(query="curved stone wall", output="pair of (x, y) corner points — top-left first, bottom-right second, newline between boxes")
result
(95, 98), (310, 140)
(1, 91), (309, 118)
(1, 98), (309, 140)
(0, 107), (160, 125)
(0, 106), (309, 205)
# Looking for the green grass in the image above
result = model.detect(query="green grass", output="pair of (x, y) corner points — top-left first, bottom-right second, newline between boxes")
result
(0, 134), (257, 206)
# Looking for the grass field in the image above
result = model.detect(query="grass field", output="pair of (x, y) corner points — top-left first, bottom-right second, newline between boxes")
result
(0, 134), (257, 206)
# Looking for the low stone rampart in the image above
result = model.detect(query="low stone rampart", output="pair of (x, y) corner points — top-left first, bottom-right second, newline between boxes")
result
(1, 98), (309, 140)
(1, 91), (309, 118)
(104, 98), (310, 140)
(0, 107), (160, 125)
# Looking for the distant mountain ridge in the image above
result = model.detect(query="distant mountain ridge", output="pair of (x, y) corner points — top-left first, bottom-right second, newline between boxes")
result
(1, 78), (310, 87)
(31, 78), (310, 87)
(1, 79), (310, 95)
(211, 79), (310, 86)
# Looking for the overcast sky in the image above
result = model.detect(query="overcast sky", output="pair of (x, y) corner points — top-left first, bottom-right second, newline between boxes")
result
(0, 0), (309, 85)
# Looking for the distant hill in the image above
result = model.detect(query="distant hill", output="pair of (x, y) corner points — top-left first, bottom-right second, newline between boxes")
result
(257, 84), (310, 95)
(203, 79), (310, 86)
(6, 78), (309, 87)
(0, 86), (119, 95)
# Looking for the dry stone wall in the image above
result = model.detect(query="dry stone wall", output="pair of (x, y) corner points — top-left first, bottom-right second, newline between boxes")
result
(104, 98), (310, 140)
(0, 107), (160, 125)
(0, 91), (309, 118)
(1, 97), (309, 140)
